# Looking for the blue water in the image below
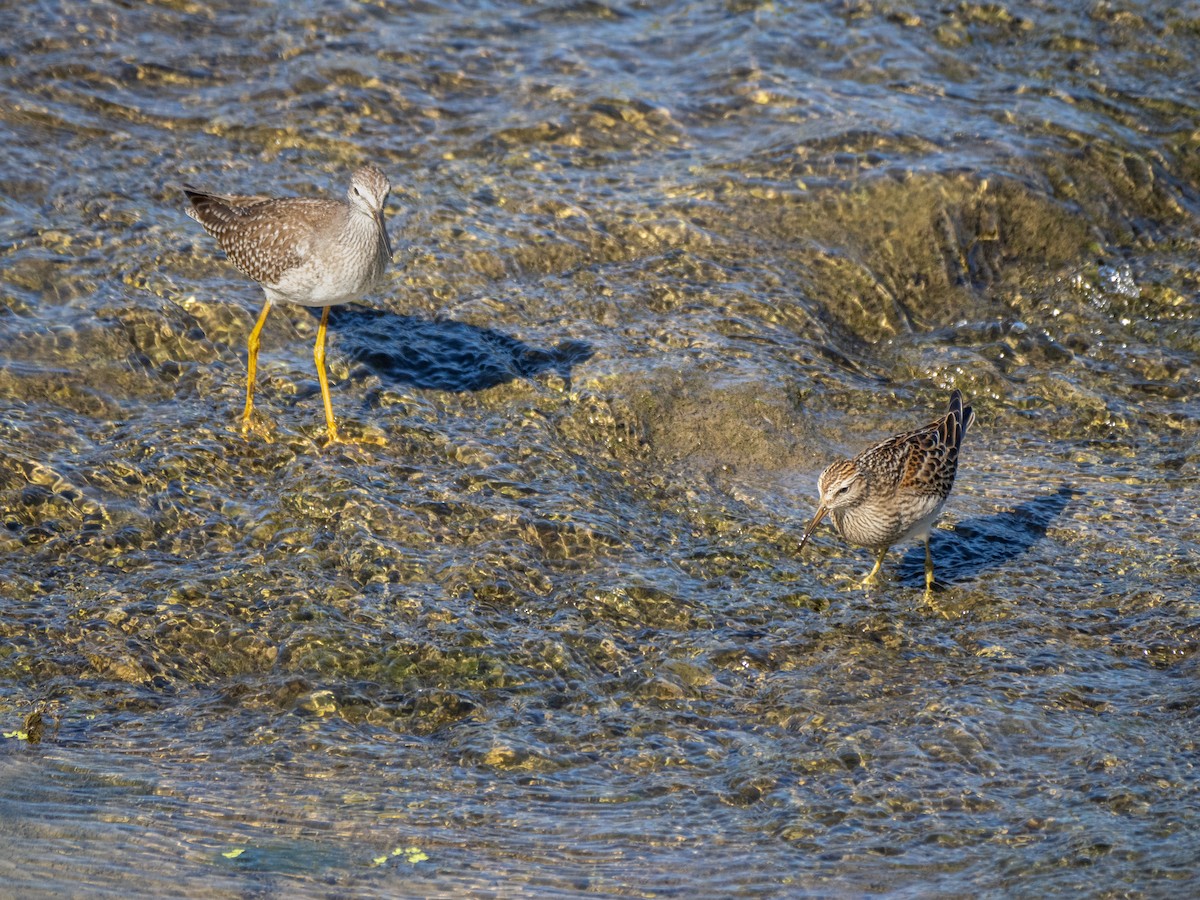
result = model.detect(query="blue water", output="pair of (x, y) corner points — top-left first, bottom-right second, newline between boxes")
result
(2, 0), (1199, 896)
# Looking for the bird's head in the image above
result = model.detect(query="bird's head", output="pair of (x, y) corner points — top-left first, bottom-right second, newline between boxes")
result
(347, 164), (392, 259)
(798, 459), (866, 553)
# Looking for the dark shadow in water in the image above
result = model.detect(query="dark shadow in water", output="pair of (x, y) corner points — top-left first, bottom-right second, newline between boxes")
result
(319, 307), (594, 393)
(897, 484), (1082, 588)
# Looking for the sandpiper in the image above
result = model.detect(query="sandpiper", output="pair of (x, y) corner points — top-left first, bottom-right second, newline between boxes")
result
(799, 390), (975, 596)
(183, 164), (392, 442)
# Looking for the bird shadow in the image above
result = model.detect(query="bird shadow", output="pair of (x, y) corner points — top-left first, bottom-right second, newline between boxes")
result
(319, 306), (594, 393)
(897, 483), (1083, 588)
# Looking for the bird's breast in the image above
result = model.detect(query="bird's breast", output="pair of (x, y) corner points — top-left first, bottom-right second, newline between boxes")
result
(266, 215), (388, 306)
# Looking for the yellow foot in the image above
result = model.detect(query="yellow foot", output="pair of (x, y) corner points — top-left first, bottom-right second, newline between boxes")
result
(922, 573), (940, 601)
(857, 550), (887, 589)
(239, 415), (274, 443)
(317, 421), (387, 449)
(920, 584), (957, 620)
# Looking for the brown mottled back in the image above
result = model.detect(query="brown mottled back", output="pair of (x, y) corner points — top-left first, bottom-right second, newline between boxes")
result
(888, 389), (974, 498)
(183, 191), (331, 286)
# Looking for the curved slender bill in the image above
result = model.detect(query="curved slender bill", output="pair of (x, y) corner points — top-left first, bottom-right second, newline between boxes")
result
(798, 505), (828, 553)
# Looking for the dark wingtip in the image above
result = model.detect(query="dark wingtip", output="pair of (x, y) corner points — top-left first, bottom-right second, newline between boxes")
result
(180, 188), (234, 232)
(182, 185), (213, 202)
(947, 389), (974, 441)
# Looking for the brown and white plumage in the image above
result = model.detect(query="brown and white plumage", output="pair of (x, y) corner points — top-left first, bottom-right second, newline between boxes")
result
(799, 390), (975, 594)
(183, 165), (392, 442)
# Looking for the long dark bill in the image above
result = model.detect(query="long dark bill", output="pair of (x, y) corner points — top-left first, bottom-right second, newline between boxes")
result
(377, 209), (393, 261)
(798, 505), (828, 554)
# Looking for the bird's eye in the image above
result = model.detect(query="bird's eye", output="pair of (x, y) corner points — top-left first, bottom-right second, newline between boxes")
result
(834, 485), (850, 497)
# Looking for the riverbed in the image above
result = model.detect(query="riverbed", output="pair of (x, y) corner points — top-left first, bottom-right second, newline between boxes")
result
(2, 1), (1198, 895)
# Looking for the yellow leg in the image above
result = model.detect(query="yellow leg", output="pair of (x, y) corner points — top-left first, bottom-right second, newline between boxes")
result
(314, 306), (339, 443)
(859, 548), (887, 587)
(242, 299), (272, 435)
(923, 537), (935, 598)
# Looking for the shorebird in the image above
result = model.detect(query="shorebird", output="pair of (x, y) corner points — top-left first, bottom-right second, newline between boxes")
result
(799, 390), (975, 596)
(183, 164), (392, 443)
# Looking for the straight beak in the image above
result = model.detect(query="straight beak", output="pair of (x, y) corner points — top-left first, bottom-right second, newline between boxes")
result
(376, 208), (392, 261)
(798, 505), (828, 554)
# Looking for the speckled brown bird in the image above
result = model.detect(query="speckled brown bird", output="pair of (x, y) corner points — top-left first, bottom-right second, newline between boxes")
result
(799, 389), (975, 595)
(183, 165), (392, 442)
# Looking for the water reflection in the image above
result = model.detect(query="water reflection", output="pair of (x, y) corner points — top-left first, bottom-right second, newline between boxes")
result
(328, 307), (594, 392)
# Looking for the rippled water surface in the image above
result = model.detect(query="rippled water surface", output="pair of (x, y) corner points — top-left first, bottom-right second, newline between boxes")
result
(2, 0), (1199, 896)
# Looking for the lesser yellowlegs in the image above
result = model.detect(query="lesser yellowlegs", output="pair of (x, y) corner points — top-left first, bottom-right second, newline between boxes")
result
(183, 165), (392, 442)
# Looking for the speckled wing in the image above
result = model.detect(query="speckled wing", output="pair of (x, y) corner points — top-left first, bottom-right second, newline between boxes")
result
(184, 191), (332, 287)
(185, 189), (274, 210)
(896, 389), (974, 499)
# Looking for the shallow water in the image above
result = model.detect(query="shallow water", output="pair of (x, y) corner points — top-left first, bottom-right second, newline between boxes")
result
(2, 0), (1199, 896)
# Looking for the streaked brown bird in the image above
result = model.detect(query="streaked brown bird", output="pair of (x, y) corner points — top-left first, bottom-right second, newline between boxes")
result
(799, 389), (975, 596)
(183, 165), (392, 442)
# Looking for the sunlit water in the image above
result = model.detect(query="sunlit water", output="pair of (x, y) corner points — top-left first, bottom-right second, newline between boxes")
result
(2, 0), (1199, 896)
